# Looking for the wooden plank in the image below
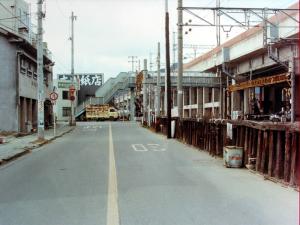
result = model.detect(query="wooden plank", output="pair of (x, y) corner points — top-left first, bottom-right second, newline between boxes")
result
(284, 132), (291, 183)
(236, 127), (240, 147)
(244, 127), (249, 165)
(216, 126), (220, 156)
(240, 126), (245, 147)
(251, 129), (256, 157)
(289, 132), (297, 186)
(275, 131), (283, 179)
(256, 130), (262, 172)
(268, 131), (274, 177)
(248, 128), (253, 159)
(260, 130), (268, 173)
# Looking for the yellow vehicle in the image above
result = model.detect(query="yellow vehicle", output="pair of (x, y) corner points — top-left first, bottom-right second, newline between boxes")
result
(85, 104), (119, 121)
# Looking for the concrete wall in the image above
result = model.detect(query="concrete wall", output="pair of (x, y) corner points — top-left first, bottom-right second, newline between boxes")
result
(0, 35), (18, 131)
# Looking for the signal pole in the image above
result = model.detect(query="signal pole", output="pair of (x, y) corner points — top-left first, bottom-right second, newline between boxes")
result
(37, 0), (45, 140)
(70, 11), (76, 126)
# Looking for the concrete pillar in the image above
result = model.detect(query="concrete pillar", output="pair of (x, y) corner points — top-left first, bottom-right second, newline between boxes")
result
(28, 99), (33, 126)
(32, 100), (37, 129)
(231, 90), (241, 113)
(244, 89), (250, 117)
(182, 88), (186, 118)
(172, 88), (176, 107)
(21, 97), (27, 132)
(197, 87), (203, 118)
(222, 87), (226, 118)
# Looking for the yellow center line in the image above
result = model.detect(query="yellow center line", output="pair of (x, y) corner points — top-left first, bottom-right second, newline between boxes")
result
(106, 123), (120, 225)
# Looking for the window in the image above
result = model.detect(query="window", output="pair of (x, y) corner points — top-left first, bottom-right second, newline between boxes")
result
(62, 91), (69, 100)
(27, 64), (33, 77)
(20, 59), (26, 74)
(62, 107), (71, 117)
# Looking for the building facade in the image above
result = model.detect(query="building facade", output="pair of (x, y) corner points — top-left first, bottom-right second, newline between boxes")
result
(0, 0), (54, 132)
(55, 73), (103, 121)
(184, 3), (299, 122)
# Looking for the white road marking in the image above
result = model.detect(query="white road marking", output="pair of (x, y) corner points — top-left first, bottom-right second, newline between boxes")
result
(132, 144), (166, 152)
(132, 144), (148, 152)
(148, 144), (166, 151)
(106, 123), (120, 225)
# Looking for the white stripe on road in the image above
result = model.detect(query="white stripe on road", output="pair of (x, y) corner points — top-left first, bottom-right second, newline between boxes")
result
(106, 123), (120, 225)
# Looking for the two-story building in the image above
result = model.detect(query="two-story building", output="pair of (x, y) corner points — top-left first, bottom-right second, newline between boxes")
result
(0, 0), (54, 133)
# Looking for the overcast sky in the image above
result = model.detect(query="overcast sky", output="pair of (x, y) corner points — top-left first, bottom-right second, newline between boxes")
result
(25, 0), (297, 80)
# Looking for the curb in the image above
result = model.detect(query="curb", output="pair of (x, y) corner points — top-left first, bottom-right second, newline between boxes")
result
(0, 127), (75, 167)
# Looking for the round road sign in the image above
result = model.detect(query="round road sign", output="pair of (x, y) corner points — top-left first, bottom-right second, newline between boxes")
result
(50, 92), (58, 101)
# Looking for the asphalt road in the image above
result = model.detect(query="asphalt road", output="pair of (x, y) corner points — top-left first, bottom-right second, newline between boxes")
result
(0, 122), (298, 225)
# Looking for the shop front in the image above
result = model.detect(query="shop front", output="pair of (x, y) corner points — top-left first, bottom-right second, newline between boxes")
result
(228, 73), (291, 121)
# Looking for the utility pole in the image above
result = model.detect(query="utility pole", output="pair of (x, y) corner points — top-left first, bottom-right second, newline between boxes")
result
(177, 0), (183, 119)
(142, 59), (148, 124)
(37, 0), (45, 140)
(165, 0), (171, 138)
(70, 11), (77, 126)
(216, 0), (223, 119)
(155, 42), (161, 121)
(128, 56), (137, 72)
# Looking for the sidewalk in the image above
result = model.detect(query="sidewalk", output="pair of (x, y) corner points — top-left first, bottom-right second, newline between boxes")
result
(0, 123), (74, 165)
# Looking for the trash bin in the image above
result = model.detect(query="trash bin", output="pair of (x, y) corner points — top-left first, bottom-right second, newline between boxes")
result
(223, 146), (243, 168)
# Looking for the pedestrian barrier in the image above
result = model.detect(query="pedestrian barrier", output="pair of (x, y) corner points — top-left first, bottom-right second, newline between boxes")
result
(152, 117), (300, 188)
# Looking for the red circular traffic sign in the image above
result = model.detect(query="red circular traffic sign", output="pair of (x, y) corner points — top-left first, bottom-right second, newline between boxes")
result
(50, 92), (58, 101)
(69, 85), (76, 91)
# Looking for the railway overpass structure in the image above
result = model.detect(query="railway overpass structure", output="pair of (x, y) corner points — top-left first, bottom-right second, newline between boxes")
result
(75, 71), (223, 120)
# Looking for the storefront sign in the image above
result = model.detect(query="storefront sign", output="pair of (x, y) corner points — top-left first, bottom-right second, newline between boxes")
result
(58, 73), (104, 87)
(228, 73), (289, 92)
(57, 82), (79, 89)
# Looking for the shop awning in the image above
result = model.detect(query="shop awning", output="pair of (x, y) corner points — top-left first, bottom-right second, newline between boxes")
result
(228, 73), (290, 92)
